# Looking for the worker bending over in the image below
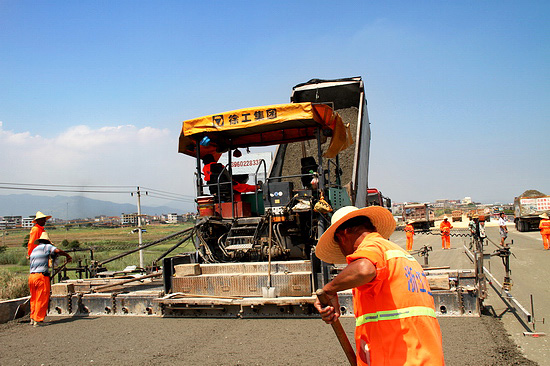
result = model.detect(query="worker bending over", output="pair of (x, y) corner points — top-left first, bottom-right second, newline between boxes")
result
(440, 217), (453, 249)
(314, 206), (444, 366)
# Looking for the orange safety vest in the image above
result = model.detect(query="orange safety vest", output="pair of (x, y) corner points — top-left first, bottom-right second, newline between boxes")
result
(203, 162), (215, 182)
(540, 219), (550, 235)
(346, 233), (444, 366)
(440, 221), (452, 236)
(404, 224), (414, 237)
(27, 224), (45, 256)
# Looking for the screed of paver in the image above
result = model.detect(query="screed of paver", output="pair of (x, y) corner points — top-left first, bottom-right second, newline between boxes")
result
(0, 315), (538, 366)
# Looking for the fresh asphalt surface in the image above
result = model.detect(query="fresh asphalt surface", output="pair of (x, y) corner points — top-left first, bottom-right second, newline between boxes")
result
(391, 222), (549, 365)
(0, 221), (546, 365)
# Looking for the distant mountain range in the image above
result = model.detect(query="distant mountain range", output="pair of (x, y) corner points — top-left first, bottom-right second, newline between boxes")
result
(0, 194), (194, 219)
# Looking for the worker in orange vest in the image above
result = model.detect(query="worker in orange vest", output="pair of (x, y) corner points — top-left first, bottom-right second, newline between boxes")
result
(202, 154), (218, 183)
(440, 216), (453, 249)
(27, 211), (51, 257)
(314, 206), (444, 366)
(539, 213), (550, 250)
(404, 220), (415, 251)
(29, 232), (72, 326)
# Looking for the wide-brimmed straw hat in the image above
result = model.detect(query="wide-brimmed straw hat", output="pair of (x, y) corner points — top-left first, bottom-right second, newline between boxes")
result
(540, 212), (549, 219)
(32, 211), (52, 223)
(34, 232), (52, 245)
(315, 206), (396, 264)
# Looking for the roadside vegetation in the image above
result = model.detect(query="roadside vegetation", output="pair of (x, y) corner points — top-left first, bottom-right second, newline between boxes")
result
(0, 223), (195, 300)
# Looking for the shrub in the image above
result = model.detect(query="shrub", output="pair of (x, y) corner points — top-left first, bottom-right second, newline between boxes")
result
(68, 240), (80, 249)
(61, 239), (70, 248)
(0, 270), (29, 300)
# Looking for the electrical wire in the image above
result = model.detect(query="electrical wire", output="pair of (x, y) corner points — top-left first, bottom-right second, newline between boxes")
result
(0, 185), (131, 194)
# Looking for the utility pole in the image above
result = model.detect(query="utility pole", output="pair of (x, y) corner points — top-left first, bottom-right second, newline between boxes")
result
(136, 187), (144, 269)
(131, 187), (147, 269)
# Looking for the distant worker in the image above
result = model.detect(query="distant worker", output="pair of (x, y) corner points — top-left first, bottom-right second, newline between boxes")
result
(404, 220), (415, 251)
(440, 216), (453, 249)
(29, 232), (72, 327)
(314, 206), (444, 365)
(498, 213), (508, 247)
(468, 216), (476, 236)
(478, 215), (486, 240)
(27, 211), (51, 257)
(539, 212), (550, 250)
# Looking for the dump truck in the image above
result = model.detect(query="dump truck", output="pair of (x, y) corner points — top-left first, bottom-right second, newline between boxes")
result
(514, 191), (550, 232)
(452, 210), (463, 222)
(402, 203), (435, 230)
(366, 188), (392, 209)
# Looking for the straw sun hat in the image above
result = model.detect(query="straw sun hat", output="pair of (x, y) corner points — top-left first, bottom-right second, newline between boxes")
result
(32, 211), (52, 223)
(540, 212), (549, 219)
(34, 232), (52, 245)
(315, 206), (396, 264)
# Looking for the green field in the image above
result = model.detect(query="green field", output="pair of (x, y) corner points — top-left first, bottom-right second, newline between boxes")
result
(0, 223), (196, 300)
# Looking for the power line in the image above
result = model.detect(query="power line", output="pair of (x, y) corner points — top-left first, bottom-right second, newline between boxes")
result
(0, 182), (135, 188)
(0, 185), (131, 194)
(147, 194), (195, 203)
(0, 182), (195, 202)
(141, 187), (195, 199)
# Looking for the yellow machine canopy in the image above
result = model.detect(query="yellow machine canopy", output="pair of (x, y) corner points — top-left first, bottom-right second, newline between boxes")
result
(178, 102), (352, 159)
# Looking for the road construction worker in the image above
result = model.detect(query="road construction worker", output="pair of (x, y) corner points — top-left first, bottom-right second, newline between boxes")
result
(539, 212), (550, 250)
(201, 154), (218, 183)
(29, 232), (72, 327)
(498, 213), (508, 247)
(404, 220), (415, 251)
(440, 216), (453, 249)
(27, 211), (51, 257)
(314, 206), (444, 366)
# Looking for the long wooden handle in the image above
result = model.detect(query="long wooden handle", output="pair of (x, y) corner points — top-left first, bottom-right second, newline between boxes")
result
(316, 289), (357, 366)
(93, 272), (162, 292)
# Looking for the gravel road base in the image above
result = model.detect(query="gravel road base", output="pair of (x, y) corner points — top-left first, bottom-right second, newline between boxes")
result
(0, 310), (537, 366)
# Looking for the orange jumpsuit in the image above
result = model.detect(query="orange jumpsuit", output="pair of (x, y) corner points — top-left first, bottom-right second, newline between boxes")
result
(347, 233), (444, 365)
(404, 224), (414, 251)
(539, 218), (550, 250)
(440, 220), (453, 249)
(27, 224), (45, 256)
(28, 273), (51, 322)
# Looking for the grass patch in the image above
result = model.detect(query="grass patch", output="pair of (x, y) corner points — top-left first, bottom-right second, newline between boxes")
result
(0, 269), (29, 300)
(1, 223), (197, 282)
(0, 247), (27, 266)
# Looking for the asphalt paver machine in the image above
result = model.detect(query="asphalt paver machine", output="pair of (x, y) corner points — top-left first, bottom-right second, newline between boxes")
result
(160, 78), (370, 317)
(43, 78), (483, 319)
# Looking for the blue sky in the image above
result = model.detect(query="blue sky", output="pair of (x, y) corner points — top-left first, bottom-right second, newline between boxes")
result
(1, 0), (548, 210)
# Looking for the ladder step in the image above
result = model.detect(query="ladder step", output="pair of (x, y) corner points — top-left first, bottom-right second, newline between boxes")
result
(231, 225), (258, 230)
(227, 235), (255, 240)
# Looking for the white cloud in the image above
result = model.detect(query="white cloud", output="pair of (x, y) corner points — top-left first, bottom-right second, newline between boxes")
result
(0, 123), (196, 208)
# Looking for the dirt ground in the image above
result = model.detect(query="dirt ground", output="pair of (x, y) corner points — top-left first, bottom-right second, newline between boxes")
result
(1, 225), (544, 366)
(0, 312), (537, 366)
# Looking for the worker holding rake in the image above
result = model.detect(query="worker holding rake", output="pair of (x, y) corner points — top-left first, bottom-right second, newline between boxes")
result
(314, 206), (444, 366)
(29, 232), (72, 327)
